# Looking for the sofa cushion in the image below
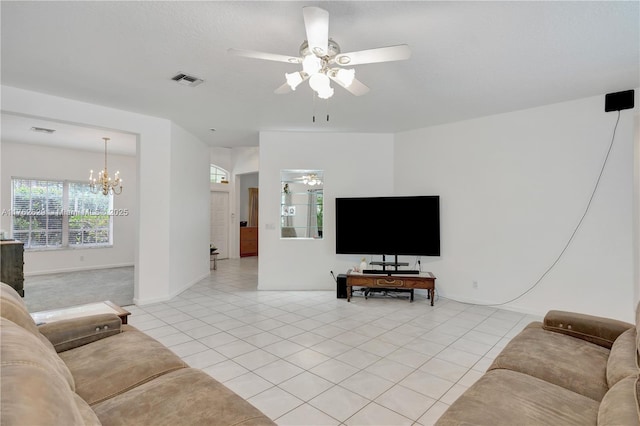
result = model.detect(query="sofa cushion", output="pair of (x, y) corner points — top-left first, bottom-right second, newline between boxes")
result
(59, 327), (188, 405)
(92, 368), (275, 426)
(0, 318), (84, 425)
(0, 282), (38, 335)
(0, 282), (62, 354)
(74, 394), (102, 426)
(39, 313), (123, 352)
(489, 322), (609, 401)
(597, 375), (640, 426)
(435, 369), (600, 426)
(543, 309), (634, 349)
(606, 328), (638, 388)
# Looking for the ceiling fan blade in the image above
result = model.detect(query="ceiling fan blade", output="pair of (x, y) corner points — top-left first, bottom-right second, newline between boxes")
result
(329, 75), (370, 96)
(302, 6), (329, 57)
(333, 44), (411, 66)
(275, 74), (309, 94)
(274, 83), (293, 95)
(227, 48), (301, 64)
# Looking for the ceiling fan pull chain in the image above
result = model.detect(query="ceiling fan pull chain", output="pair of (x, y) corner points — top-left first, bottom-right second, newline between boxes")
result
(312, 91), (317, 123)
(326, 98), (330, 122)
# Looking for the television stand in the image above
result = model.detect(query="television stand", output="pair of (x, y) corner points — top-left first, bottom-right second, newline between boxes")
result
(346, 271), (437, 306)
(363, 268), (420, 275)
(365, 255), (418, 275)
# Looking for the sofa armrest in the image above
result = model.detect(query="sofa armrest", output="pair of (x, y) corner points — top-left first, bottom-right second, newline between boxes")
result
(542, 310), (633, 349)
(38, 313), (123, 352)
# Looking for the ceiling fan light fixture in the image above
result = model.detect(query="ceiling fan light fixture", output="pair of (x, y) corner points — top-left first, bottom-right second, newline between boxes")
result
(302, 54), (322, 75)
(309, 73), (330, 92)
(285, 71), (305, 90)
(229, 6), (410, 103)
(316, 86), (334, 99)
(335, 68), (355, 87)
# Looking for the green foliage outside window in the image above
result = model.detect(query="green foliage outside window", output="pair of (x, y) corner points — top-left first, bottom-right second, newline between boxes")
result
(11, 179), (113, 249)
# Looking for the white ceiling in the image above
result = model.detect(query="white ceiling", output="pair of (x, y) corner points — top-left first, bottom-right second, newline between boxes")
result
(1, 113), (137, 155)
(1, 1), (638, 152)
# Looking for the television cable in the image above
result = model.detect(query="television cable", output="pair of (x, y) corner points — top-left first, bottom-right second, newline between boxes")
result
(448, 109), (622, 307)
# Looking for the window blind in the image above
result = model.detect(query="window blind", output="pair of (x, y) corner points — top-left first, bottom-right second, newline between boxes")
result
(11, 178), (113, 249)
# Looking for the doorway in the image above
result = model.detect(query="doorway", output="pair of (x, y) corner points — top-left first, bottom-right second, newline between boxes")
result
(210, 191), (229, 259)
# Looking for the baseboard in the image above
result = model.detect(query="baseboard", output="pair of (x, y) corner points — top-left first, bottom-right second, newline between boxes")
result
(437, 290), (545, 318)
(24, 263), (134, 277)
(169, 271), (211, 299)
(134, 271), (210, 306)
(133, 295), (171, 306)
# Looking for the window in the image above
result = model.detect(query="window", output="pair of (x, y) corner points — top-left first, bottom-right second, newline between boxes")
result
(11, 179), (63, 248)
(68, 183), (112, 246)
(210, 165), (229, 184)
(11, 178), (113, 249)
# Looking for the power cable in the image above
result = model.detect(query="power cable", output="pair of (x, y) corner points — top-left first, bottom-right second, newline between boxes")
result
(446, 110), (622, 307)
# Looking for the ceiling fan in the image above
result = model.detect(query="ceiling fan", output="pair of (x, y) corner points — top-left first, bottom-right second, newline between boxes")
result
(227, 6), (411, 99)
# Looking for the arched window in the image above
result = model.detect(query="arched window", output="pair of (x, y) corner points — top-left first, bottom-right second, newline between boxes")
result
(210, 165), (229, 184)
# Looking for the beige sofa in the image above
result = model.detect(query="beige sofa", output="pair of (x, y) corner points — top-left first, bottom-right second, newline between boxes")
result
(436, 307), (640, 425)
(0, 282), (275, 425)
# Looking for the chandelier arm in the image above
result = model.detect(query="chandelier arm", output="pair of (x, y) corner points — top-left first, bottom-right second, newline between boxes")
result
(89, 137), (123, 196)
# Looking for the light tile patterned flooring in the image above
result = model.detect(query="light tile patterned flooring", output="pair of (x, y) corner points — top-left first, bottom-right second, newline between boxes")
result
(125, 258), (540, 425)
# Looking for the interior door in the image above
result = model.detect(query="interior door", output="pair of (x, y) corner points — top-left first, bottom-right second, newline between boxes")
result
(210, 191), (229, 259)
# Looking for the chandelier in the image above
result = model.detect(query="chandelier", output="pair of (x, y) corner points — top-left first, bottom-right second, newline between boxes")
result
(89, 137), (123, 196)
(302, 174), (323, 186)
(284, 40), (355, 99)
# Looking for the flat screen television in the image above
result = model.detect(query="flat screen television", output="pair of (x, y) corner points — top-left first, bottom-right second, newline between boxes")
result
(335, 196), (440, 257)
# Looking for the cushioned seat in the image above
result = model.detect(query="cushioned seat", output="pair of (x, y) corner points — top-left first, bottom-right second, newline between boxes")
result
(437, 307), (639, 426)
(93, 368), (275, 426)
(0, 282), (275, 425)
(59, 328), (188, 405)
(489, 322), (610, 401)
(436, 369), (600, 426)
(0, 318), (100, 426)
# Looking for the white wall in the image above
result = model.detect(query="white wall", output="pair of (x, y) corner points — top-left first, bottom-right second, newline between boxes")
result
(169, 123), (210, 298)
(395, 93), (637, 322)
(634, 97), (640, 308)
(210, 147), (232, 175)
(258, 131), (394, 290)
(1, 86), (209, 305)
(0, 142), (136, 275)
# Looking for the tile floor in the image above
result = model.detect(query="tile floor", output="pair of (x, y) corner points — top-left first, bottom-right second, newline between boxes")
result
(124, 258), (540, 425)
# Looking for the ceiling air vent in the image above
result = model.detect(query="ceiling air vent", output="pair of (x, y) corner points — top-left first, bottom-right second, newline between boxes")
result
(171, 72), (204, 87)
(30, 127), (56, 134)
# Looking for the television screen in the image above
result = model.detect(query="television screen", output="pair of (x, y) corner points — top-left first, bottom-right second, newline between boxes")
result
(335, 196), (440, 256)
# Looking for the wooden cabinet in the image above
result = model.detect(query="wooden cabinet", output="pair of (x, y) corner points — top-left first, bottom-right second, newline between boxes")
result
(346, 272), (436, 305)
(1, 240), (25, 296)
(240, 227), (258, 257)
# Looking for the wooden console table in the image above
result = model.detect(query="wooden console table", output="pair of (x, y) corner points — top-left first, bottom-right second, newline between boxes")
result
(346, 272), (436, 306)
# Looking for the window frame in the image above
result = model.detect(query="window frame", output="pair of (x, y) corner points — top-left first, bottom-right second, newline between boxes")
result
(10, 177), (114, 251)
(210, 165), (229, 184)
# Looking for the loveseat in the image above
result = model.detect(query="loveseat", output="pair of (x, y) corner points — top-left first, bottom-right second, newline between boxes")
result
(436, 306), (640, 425)
(0, 282), (275, 425)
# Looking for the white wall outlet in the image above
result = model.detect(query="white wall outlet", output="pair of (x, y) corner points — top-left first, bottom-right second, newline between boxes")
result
(472, 280), (478, 289)
(80, 255), (84, 261)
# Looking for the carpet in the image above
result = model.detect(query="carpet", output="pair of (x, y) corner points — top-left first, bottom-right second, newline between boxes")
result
(23, 267), (134, 312)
